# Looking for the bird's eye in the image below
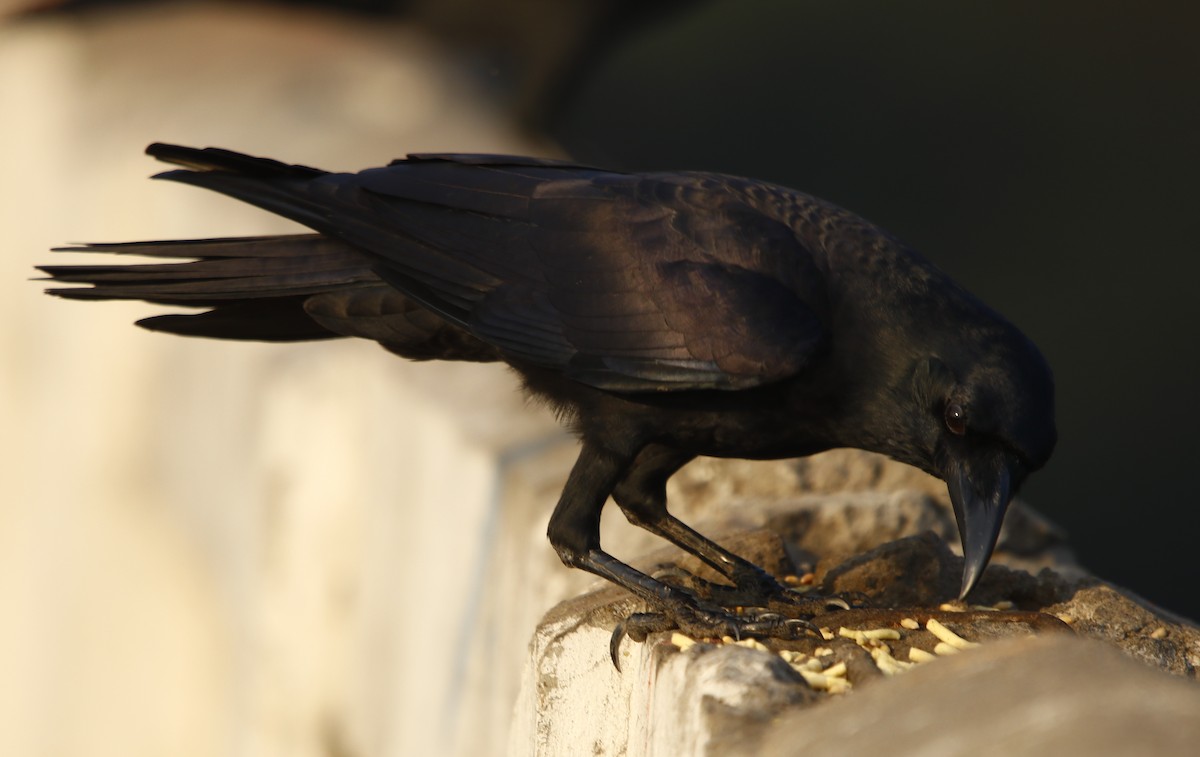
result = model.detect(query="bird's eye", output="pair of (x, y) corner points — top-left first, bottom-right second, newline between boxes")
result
(944, 402), (967, 435)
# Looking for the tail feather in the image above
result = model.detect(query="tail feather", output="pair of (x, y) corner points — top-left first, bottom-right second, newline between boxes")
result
(138, 297), (334, 341)
(40, 144), (504, 356)
(145, 143), (325, 179)
(40, 234), (378, 341)
(142, 144), (508, 331)
(41, 234), (376, 305)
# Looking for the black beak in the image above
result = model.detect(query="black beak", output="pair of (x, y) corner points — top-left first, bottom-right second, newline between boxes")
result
(945, 454), (1015, 599)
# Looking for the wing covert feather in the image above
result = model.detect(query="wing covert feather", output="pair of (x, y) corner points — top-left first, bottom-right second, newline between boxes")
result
(353, 166), (828, 391)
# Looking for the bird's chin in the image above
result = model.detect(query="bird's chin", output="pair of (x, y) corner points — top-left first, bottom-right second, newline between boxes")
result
(945, 457), (1013, 599)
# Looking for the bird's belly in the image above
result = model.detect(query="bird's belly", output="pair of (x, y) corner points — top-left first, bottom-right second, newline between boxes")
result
(652, 408), (832, 461)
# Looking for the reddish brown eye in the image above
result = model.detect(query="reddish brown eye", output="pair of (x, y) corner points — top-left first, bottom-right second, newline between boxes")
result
(945, 402), (967, 435)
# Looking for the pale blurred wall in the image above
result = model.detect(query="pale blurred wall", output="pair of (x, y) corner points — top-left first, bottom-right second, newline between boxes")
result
(0, 4), (614, 756)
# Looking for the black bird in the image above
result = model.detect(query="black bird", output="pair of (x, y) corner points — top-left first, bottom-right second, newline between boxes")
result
(42, 144), (1056, 643)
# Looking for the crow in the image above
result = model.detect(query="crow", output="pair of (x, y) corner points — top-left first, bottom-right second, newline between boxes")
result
(41, 144), (1056, 646)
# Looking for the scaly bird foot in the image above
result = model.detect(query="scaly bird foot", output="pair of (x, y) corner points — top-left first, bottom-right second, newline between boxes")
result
(608, 590), (848, 669)
(651, 564), (855, 616)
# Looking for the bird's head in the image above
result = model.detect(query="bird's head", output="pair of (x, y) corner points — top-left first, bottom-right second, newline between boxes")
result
(904, 329), (1056, 598)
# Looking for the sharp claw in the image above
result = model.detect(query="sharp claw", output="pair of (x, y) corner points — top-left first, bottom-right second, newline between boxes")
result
(827, 597), (851, 610)
(784, 618), (820, 637)
(740, 617), (791, 636)
(609, 620), (629, 671)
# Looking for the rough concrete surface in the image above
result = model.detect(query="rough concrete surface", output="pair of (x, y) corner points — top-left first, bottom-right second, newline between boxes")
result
(760, 634), (1200, 757)
(513, 455), (1200, 756)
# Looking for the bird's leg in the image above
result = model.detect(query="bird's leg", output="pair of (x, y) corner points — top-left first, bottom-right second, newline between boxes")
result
(548, 443), (814, 666)
(547, 442), (703, 606)
(612, 445), (839, 614)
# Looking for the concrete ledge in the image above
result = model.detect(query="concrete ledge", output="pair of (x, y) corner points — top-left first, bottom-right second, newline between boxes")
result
(509, 590), (818, 757)
(510, 516), (1199, 756)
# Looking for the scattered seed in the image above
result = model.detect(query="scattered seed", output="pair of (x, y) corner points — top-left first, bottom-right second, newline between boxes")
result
(825, 677), (851, 694)
(797, 669), (829, 688)
(732, 637), (769, 653)
(797, 668), (850, 693)
(1150, 627), (1168, 640)
(909, 647), (937, 664)
(869, 645), (914, 675)
(839, 627), (901, 644)
(926, 618), (979, 649)
(900, 617), (920, 630)
(796, 657), (823, 673)
(670, 632), (696, 651)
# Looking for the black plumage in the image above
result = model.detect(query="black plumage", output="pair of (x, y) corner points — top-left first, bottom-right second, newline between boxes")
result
(42, 144), (1057, 647)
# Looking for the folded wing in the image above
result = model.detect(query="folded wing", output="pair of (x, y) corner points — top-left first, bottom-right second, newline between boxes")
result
(146, 145), (829, 391)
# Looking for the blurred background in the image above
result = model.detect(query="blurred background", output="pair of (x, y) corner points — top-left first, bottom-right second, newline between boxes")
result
(2, 1), (1197, 755)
